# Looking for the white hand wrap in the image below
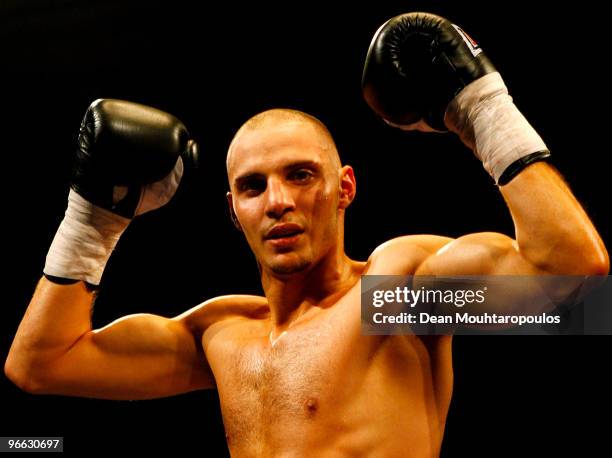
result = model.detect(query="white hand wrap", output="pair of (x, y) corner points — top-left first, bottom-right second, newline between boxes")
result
(44, 190), (130, 285)
(43, 157), (184, 286)
(444, 72), (549, 184)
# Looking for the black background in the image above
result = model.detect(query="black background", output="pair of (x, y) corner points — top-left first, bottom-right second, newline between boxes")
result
(1, 0), (609, 455)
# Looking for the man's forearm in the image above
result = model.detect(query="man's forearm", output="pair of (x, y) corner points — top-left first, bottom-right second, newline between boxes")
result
(499, 161), (609, 274)
(5, 277), (94, 384)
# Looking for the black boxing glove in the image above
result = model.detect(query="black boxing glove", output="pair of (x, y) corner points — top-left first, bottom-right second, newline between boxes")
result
(362, 12), (550, 185)
(44, 99), (199, 285)
(362, 12), (497, 131)
(72, 99), (199, 217)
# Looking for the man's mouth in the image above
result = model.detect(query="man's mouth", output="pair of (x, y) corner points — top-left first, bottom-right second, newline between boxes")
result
(265, 223), (304, 240)
(264, 223), (304, 247)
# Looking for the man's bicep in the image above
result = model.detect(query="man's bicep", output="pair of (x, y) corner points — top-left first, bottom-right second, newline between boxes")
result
(368, 234), (455, 275)
(36, 313), (214, 400)
(413, 232), (583, 322)
(415, 232), (540, 276)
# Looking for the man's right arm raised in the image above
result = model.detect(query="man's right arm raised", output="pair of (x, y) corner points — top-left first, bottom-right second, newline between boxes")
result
(5, 278), (215, 399)
(5, 98), (215, 400)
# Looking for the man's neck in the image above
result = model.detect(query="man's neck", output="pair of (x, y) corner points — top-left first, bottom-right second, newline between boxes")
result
(261, 249), (360, 333)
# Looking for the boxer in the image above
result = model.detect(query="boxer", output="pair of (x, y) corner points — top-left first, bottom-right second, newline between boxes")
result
(6, 13), (608, 457)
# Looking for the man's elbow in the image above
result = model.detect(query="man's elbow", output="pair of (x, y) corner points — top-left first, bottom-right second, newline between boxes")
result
(576, 244), (609, 276)
(590, 257), (610, 276)
(557, 255), (609, 277)
(540, 239), (609, 276)
(4, 355), (48, 395)
(575, 226), (609, 275)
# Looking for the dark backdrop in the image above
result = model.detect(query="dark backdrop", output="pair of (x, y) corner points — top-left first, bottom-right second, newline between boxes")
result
(1, 1), (608, 455)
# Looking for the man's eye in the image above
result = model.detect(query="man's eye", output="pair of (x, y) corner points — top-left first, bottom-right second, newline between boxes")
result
(241, 180), (265, 193)
(290, 170), (313, 181)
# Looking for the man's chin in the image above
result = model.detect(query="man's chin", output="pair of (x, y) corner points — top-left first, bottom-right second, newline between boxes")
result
(268, 258), (311, 276)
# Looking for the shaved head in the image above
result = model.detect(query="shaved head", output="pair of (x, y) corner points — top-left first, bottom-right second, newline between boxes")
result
(227, 109), (341, 183)
(224, 108), (357, 279)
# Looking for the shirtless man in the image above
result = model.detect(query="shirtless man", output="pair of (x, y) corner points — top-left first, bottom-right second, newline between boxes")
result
(5, 12), (609, 457)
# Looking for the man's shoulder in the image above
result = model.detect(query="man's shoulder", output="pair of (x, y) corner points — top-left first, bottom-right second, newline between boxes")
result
(365, 234), (455, 275)
(172, 294), (269, 334)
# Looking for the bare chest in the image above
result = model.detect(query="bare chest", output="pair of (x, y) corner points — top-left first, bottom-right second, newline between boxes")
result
(218, 313), (359, 405)
(205, 301), (364, 448)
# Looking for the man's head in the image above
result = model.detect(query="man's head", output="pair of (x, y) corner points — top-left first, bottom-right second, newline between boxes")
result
(226, 109), (356, 277)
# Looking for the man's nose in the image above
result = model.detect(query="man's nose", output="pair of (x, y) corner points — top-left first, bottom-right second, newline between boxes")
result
(264, 178), (295, 219)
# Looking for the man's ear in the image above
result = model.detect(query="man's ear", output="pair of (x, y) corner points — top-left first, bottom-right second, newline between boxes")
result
(226, 191), (243, 231)
(338, 165), (356, 210)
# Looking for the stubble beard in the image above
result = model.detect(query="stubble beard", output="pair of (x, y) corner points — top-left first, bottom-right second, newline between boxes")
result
(268, 255), (311, 275)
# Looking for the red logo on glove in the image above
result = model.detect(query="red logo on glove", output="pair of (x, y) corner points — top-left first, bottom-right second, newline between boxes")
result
(451, 24), (483, 57)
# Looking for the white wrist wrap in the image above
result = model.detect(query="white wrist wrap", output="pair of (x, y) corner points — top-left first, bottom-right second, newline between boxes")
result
(44, 189), (130, 285)
(444, 72), (548, 184)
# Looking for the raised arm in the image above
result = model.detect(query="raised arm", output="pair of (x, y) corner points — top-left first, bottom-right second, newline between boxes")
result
(4, 99), (208, 399)
(415, 162), (608, 278)
(363, 13), (608, 280)
(5, 277), (213, 400)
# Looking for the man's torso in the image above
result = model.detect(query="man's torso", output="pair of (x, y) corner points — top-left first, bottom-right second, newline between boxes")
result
(201, 237), (453, 457)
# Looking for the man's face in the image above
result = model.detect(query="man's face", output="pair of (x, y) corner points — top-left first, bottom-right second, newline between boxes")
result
(227, 120), (342, 276)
